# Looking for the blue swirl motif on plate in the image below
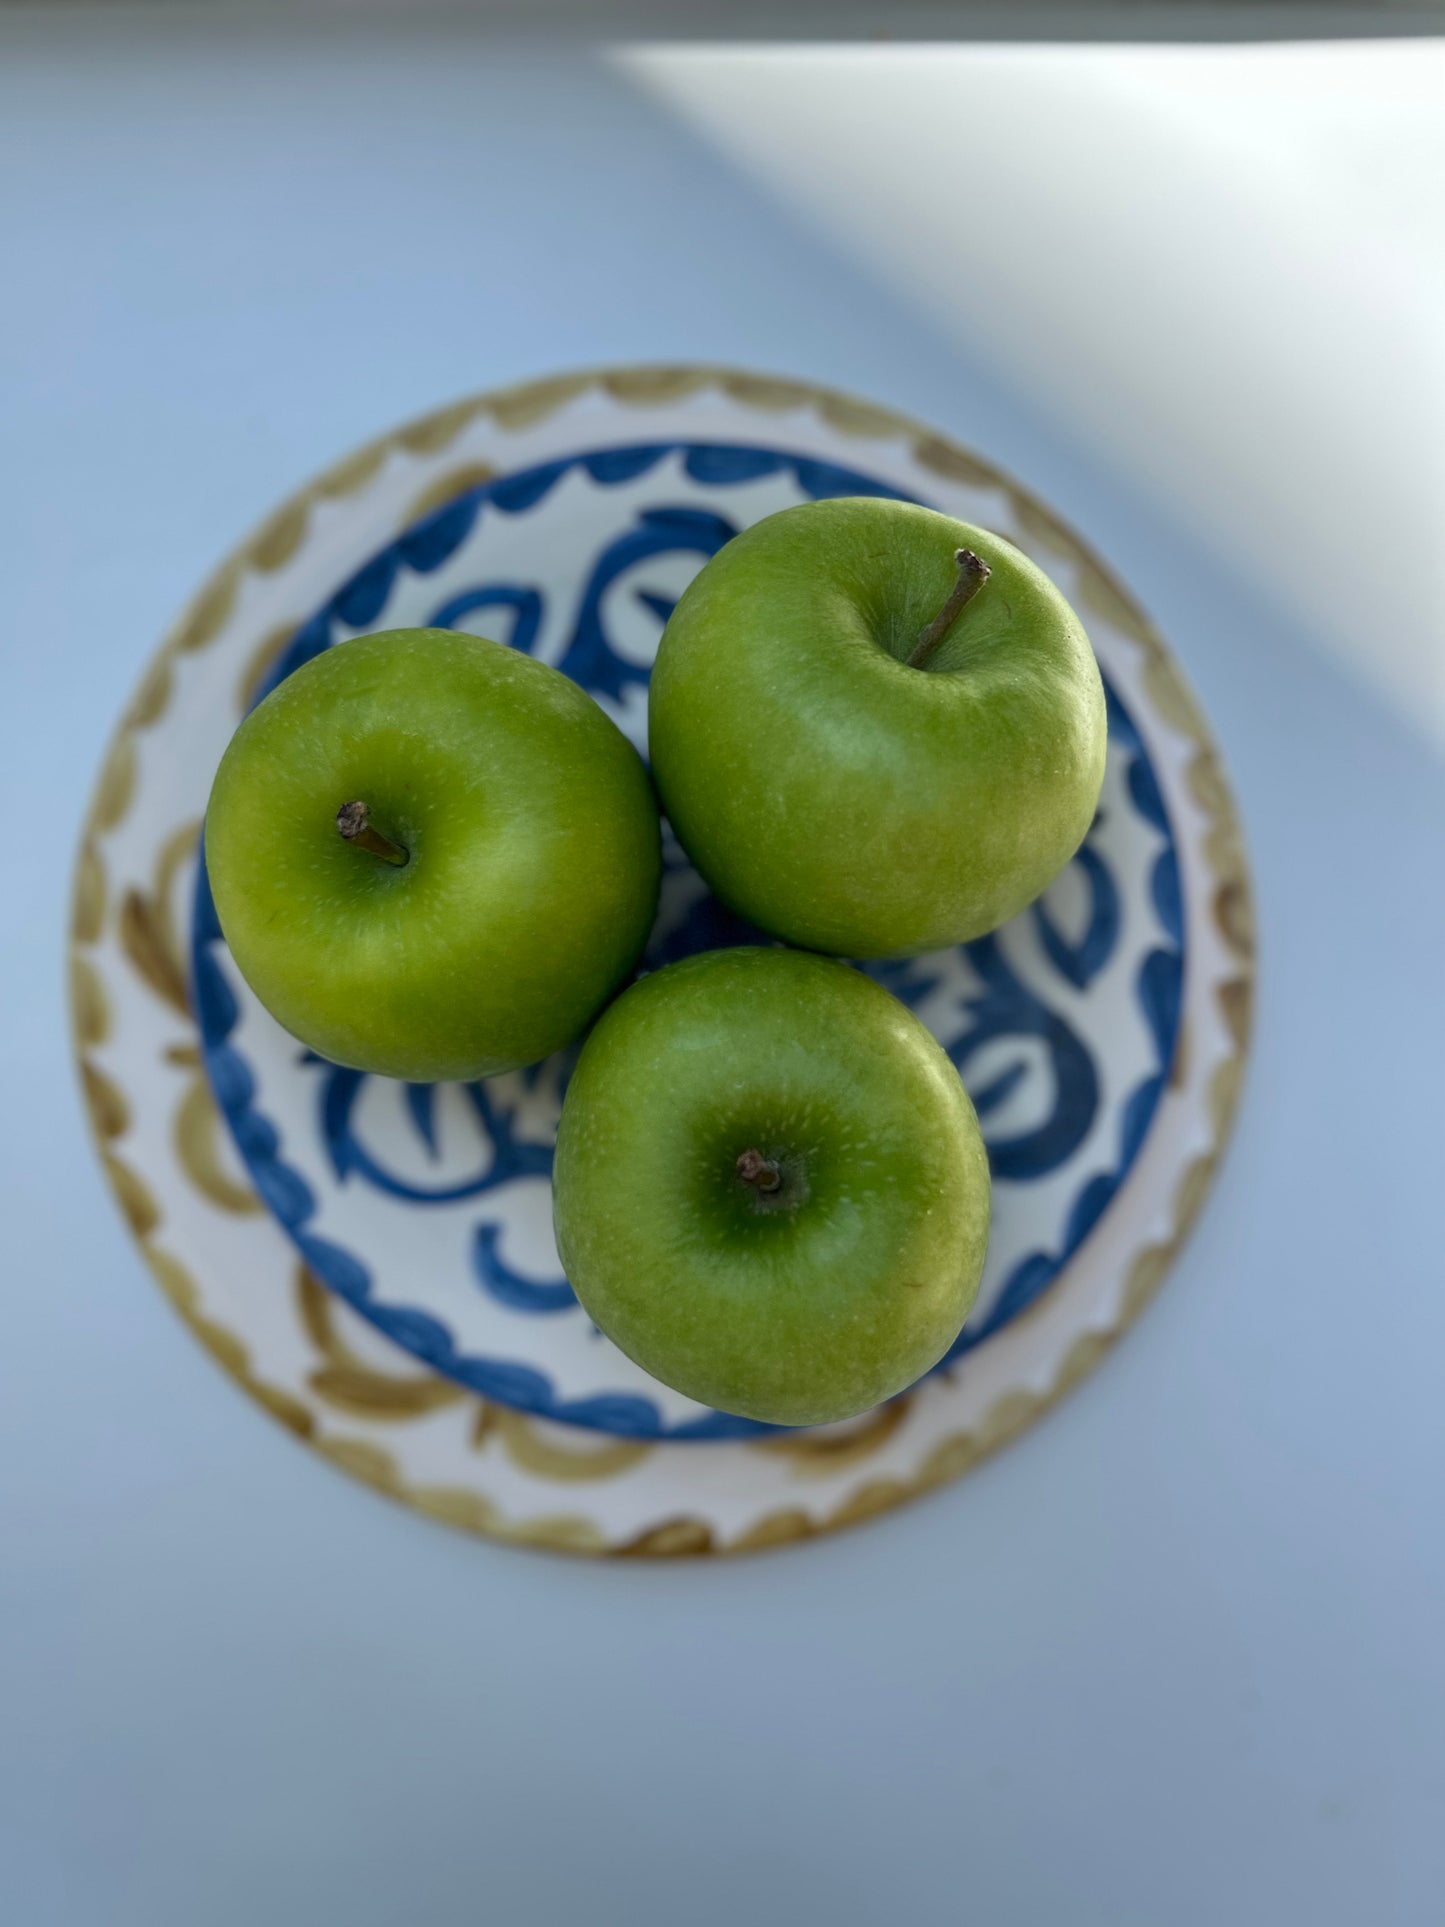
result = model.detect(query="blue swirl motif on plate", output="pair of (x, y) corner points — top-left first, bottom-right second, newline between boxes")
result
(193, 442), (1183, 1440)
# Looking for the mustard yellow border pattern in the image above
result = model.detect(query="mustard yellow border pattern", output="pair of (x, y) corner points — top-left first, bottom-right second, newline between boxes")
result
(69, 366), (1254, 1557)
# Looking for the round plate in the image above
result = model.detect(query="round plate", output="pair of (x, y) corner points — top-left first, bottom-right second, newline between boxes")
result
(71, 368), (1253, 1548)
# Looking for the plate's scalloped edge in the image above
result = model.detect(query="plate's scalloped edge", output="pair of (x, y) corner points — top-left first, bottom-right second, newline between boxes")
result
(67, 364), (1255, 1559)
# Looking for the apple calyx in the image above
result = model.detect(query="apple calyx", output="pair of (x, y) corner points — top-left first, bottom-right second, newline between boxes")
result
(906, 548), (992, 671)
(336, 800), (409, 867)
(735, 1148), (782, 1194)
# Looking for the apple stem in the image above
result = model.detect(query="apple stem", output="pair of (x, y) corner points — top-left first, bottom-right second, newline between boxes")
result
(736, 1149), (782, 1194)
(907, 548), (992, 670)
(336, 801), (409, 867)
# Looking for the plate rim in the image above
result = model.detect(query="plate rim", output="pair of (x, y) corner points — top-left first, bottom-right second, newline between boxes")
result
(68, 361), (1255, 1555)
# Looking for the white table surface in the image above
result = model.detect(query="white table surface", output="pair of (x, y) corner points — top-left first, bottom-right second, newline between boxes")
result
(2, 17), (1442, 1926)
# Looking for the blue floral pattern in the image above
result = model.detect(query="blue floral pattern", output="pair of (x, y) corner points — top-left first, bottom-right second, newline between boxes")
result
(193, 442), (1182, 1440)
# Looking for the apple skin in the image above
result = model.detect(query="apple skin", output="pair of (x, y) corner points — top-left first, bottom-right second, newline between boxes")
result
(648, 497), (1107, 959)
(204, 628), (661, 1082)
(552, 946), (990, 1427)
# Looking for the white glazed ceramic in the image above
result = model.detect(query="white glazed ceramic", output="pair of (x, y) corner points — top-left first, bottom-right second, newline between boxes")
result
(72, 368), (1252, 1551)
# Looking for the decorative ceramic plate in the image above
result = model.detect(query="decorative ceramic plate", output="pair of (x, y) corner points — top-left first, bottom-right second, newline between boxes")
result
(72, 368), (1252, 1550)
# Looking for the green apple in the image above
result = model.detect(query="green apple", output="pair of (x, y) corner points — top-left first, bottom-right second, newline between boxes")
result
(552, 946), (989, 1427)
(648, 497), (1107, 958)
(204, 627), (661, 1081)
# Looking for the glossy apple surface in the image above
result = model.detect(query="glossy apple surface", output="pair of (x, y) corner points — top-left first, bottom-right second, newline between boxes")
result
(552, 946), (990, 1427)
(205, 627), (661, 1081)
(649, 497), (1107, 957)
